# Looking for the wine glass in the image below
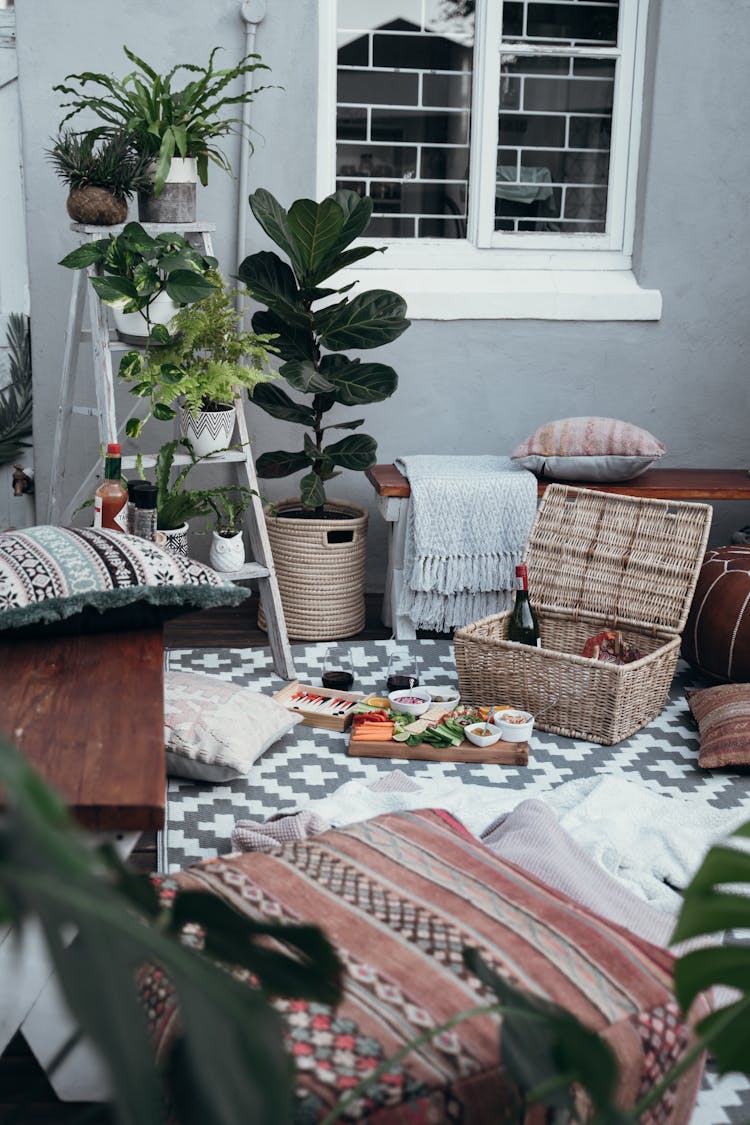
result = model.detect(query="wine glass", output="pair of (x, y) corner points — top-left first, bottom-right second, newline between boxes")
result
(321, 647), (355, 691)
(385, 649), (420, 693)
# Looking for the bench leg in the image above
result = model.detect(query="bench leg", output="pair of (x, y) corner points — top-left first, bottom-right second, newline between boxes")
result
(378, 495), (416, 641)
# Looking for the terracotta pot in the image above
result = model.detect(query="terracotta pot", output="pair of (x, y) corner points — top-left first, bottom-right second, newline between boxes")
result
(138, 157), (198, 223)
(67, 187), (128, 226)
(177, 403), (236, 458)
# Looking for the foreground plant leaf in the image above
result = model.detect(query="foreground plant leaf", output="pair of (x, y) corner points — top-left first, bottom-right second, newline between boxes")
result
(0, 736), (342, 1125)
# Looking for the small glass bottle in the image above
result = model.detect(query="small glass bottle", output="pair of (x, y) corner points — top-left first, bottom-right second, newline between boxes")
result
(508, 564), (541, 647)
(133, 482), (158, 541)
(94, 443), (128, 531)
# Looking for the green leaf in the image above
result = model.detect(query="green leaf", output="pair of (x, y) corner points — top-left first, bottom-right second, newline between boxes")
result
(255, 449), (312, 479)
(153, 403), (176, 421)
(118, 351), (144, 380)
(157, 363), (187, 385)
(248, 189), (307, 279)
(238, 250), (300, 312)
(91, 275), (139, 304)
(165, 269), (217, 305)
(280, 360), (334, 395)
(287, 196), (348, 285)
(320, 356), (398, 406)
(322, 419), (365, 432)
(120, 222), (161, 257)
(300, 471), (326, 509)
(58, 240), (109, 269)
(125, 417), (143, 438)
(251, 309), (313, 363)
(322, 433), (377, 471)
(153, 128), (176, 197)
(149, 322), (171, 345)
(318, 289), (410, 350)
(251, 382), (316, 426)
(672, 838), (750, 943)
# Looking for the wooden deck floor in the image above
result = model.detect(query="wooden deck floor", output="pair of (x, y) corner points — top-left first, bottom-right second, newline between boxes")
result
(2, 592), (399, 1122)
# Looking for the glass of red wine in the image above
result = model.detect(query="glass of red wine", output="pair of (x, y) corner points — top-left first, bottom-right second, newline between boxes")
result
(385, 649), (420, 693)
(321, 647), (355, 691)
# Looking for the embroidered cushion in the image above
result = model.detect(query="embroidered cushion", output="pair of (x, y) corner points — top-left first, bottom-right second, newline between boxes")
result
(164, 671), (302, 781)
(149, 809), (706, 1122)
(682, 545), (750, 682)
(511, 416), (665, 481)
(0, 525), (248, 636)
(687, 683), (750, 768)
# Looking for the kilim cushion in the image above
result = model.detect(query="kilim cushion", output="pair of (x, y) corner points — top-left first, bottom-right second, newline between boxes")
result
(150, 809), (705, 1123)
(0, 525), (248, 636)
(682, 545), (750, 682)
(687, 682), (750, 769)
(511, 416), (665, 481)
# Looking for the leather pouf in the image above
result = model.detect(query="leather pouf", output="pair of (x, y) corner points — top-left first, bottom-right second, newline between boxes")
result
(682, 545), (750, 681)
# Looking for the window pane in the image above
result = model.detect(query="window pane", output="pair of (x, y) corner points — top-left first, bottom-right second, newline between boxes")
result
(501, 1), (620, 46)
(336, 0), (474, 238)
(495, 55), (615, 233)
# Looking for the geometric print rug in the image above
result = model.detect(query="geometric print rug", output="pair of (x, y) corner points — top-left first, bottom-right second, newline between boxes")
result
(164, 639), (750, 1125)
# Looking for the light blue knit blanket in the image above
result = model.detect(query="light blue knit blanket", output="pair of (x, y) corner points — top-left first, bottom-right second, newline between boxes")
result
(394, 454), (537, 632)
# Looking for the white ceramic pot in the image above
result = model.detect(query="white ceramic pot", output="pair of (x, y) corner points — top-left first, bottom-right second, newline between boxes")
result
(177, 403), (236, 458)
(113, 290), (179, 344)
(155, 522), (190, 558)
(209, 529), (245, 572)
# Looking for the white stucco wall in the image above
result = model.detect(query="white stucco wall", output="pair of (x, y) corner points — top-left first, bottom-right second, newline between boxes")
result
(13, 0), (750, 589)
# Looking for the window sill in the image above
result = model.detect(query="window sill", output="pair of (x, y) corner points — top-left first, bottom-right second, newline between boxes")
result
(335, 268), (662, 322)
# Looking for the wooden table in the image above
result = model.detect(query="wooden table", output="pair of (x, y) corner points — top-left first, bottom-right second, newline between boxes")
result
(0, 627), (165, 1100)
(366, 464), (750, 638)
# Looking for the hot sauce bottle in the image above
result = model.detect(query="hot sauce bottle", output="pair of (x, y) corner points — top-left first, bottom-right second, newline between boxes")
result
(93, 443), (128, 531)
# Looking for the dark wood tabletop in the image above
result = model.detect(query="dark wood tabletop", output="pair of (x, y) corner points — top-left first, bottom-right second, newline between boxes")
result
(0, 628), (165, 832)
(366, 464), (750, 501)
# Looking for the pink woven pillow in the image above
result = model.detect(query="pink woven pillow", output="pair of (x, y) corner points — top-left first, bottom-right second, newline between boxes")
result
(511, 417), (665, 481)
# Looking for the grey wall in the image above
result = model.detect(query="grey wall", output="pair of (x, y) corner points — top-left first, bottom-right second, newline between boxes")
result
(14, 0), (750, 589)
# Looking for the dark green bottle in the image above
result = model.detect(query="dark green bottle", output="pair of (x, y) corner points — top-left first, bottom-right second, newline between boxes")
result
(508, 564), (540, 647)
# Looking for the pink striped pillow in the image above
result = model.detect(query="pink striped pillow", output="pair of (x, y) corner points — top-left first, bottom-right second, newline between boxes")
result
(511, 417), (665, 481)
(688, 683), (750, 768)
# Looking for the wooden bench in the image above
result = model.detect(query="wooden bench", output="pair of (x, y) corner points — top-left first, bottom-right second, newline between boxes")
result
(366, 464), (750, 639)
(0, 627), (165, 1100)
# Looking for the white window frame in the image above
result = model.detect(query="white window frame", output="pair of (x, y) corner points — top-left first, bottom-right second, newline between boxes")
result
(316, 0), (661, 320)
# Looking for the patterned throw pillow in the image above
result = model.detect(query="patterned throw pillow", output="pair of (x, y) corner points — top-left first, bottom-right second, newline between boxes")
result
(511, 417), (665, 481)
(687, 683), (750, 768)
(164, 671), (303, 781)
(0, 525), (248, 636)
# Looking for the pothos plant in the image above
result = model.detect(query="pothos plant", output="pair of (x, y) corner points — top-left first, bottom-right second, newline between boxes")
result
(239, 188), (410, 513)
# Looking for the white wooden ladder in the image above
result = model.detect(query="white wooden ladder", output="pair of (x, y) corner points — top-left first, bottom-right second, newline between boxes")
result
(47, 220), (295, 680)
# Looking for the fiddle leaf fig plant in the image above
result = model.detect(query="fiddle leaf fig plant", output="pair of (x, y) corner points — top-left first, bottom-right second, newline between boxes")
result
(239, 189), (410, 512)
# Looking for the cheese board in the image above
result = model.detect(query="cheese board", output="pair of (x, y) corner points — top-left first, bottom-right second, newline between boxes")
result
(347, 702), (529, 765)
(274, 679), (363, 732)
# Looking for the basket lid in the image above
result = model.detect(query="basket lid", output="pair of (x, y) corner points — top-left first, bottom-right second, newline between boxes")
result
(525, 484), (712, 633)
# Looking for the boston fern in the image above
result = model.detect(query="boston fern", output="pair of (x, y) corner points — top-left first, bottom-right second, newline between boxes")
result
(239, 189), (410, 512)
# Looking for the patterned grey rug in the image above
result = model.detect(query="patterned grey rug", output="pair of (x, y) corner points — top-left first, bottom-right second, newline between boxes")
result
(164, 640), (750, 1125)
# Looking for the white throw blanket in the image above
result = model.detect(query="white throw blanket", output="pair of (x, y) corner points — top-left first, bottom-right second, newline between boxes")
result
(394, 454), (537, 631)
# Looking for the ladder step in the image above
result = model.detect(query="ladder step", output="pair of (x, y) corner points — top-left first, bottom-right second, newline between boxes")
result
(121, 450), (248, 470)
(219, 562), (269, 582)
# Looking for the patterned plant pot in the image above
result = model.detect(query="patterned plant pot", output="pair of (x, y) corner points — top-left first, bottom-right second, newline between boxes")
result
(178, 403), (236, 458)
(156, 522), (190, 558)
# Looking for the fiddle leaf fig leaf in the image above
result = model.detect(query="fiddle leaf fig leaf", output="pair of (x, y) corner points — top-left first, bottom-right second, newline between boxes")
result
(255, 449), (312, 479)
(249, 189), (307, 279)
(281, 360), (334, 395)
(318, 290), (410, 350)
(251, 382), (316, 426)
(238, 251), (299, 311)
(322, 433), (377, 471)
(300, 470), (326, 509)
(287, 196), (348, 285)
(252, 310), (313, 363)
(325, 359), (398, 406)
(322, 419), (365, 432)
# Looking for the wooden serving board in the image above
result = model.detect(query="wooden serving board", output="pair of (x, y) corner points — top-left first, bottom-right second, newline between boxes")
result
(274, 679), (364, 732)
(348, 734), (529, 765)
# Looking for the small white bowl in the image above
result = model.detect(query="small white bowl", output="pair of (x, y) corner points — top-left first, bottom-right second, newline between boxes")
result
(464, 722), (502, 747)
(388, 688), (432, 717)
(424, 686), (461, 708)
(492, 709), (534, 742)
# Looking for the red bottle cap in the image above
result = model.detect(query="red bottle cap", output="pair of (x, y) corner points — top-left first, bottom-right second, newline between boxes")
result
(515, 564), (528, 576)
(106, 443), (121, 454)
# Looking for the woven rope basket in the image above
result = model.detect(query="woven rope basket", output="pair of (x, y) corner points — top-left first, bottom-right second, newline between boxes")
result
(258, 499), (368, 641)
(454, 484), (712, 745)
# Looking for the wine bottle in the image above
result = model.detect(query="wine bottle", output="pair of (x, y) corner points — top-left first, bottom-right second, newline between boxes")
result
(93, 443), (128, 531)
(508, 564), (540, 647)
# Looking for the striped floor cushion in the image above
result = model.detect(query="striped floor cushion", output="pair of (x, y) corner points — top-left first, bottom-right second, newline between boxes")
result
(151, 810), (705, 1123)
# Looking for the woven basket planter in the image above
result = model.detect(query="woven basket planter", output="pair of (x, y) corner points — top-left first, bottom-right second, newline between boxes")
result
(258, 499), (368, 641)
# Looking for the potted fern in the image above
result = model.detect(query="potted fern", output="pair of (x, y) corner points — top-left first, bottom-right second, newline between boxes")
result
(239, 188), (410, 639)
(54, 45), (271, 223)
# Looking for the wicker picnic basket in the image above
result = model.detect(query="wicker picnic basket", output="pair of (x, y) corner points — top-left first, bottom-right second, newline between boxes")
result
(454, 484), (712, 745)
